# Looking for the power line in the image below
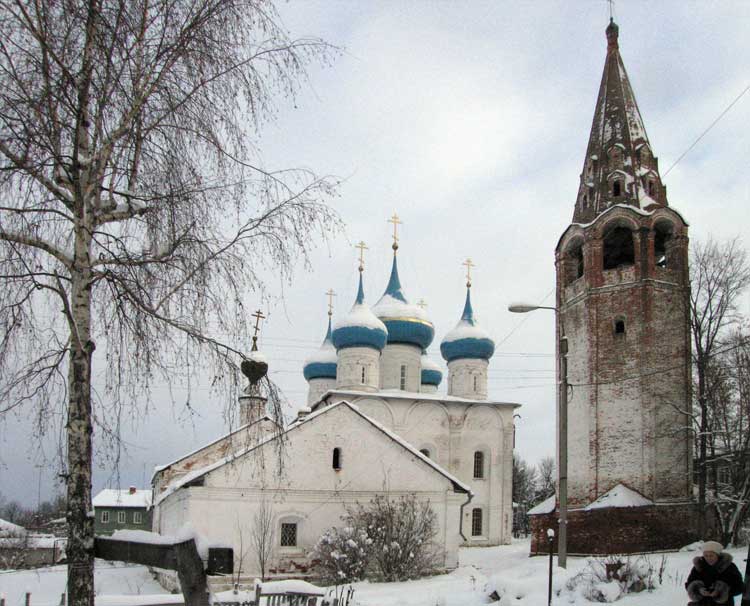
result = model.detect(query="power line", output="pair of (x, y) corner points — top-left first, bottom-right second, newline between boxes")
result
(663, 82), (750, 176)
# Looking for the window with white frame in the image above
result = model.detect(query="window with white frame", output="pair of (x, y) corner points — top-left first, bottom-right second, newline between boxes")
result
(117, 511), (126, 524)
(100, 510), (110, 523)
(133, 511), (143, 524)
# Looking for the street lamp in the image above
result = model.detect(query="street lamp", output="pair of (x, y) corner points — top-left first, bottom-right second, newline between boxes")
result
(508, 302), (568, 569)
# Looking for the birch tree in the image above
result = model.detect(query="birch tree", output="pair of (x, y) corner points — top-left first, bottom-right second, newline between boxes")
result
(0, 1), (338, 602)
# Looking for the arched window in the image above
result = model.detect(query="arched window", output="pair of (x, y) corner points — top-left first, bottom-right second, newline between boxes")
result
(332, 447), (341, 470)
(654, 222), (673, 268)
(361, 366), (366, 384)
(473, 375), (478, 391)
(614, 319), (625, 335)
(613, 180), (622, 197)
(471, 508), (483, 536)
(473, 451), (485, 479)
(419, 448), (430, 459)
(564, 240), (584, 284)
(603, 226), (634, 270)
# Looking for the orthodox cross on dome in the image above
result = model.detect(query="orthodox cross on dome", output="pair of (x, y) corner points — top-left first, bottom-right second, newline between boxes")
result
(326, 288), (336, 317)
(417, 299), (427, 310)
(607, 0), (615, 21)
(388, 212), (402, 253)
(463, 258), (475, 288)
(250, 309), (265, 351)
(355, 241), (368, 272)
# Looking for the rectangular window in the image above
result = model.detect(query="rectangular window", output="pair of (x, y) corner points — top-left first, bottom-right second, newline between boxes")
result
(133, 511), (143, 524)
(101, 510), (110, 523)
(280, 522), (297, 547)
(473, 451), (485, 479)
(117, 511), (126, 524)
(471, 508), (483, 537)
(400, 365), (407, 390)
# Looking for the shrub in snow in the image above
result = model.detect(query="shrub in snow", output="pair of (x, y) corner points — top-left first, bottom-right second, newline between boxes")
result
(345, 494), (439, 582)
(565, 554), (667, 602)
(311, 526), (371, 585)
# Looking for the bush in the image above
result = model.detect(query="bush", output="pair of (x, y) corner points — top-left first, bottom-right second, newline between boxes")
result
(311, 525), (371, 585)
(346, 494), (439, 582)
(566, 554), (667, 602)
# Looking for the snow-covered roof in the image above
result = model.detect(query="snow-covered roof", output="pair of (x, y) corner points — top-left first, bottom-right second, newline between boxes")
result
(527, 494), (556, 516)
(151, 415), (275, 481)
(155, 400), (472, 506)
(93, 488), (152, 508)
(0, 517), (26, 537)
(583, 483), (653, 510)
(319, 388), (521, 408)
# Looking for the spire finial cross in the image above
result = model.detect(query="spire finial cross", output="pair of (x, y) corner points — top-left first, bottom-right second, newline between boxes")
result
(388, 212), (402, 252)
(326, 289), (336, 316)
(463, 258), (475, 288)
(355, 241), (368, 272)
(251, 309), (265, 351)
(607, 0), (615, 21)
(417, 299), (427, 310)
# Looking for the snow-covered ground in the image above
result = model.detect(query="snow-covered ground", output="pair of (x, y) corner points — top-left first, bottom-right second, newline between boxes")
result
(0, 540), (745, 605)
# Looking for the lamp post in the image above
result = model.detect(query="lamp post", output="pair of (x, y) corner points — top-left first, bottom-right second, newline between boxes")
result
(508, 303), (568, 569)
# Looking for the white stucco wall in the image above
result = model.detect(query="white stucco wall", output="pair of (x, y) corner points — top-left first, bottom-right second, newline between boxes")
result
(154, 403), (469, 576)
(447, 359), (488, 399)
(326, 392), (517, 546)
(307, 377), (336, 406)
(379, 343), (421, 391)
(335, 347), (380, 392)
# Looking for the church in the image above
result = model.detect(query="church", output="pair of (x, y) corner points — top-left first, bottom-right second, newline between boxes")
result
(151, 225), (520, 578)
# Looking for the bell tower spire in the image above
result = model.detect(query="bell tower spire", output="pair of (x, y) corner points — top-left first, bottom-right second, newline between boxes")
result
(573, 20), (668, 224)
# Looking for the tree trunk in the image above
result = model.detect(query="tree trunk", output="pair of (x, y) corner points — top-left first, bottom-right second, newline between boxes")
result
(66, 227), (95, 605)
(698, 372), (708, 536)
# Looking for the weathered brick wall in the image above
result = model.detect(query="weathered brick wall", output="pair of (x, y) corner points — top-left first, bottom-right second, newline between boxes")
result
(556, 207), (691, 510)
(529, 503), (713, 555)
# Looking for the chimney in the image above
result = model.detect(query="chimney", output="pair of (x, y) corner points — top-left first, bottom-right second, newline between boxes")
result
(129, 486), (137, 495)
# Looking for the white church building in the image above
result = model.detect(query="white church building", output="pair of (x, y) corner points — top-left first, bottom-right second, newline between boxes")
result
(151, 234), (520, 578)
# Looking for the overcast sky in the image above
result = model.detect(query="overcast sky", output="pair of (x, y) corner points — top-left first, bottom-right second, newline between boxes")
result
(2, 1), (749, 507)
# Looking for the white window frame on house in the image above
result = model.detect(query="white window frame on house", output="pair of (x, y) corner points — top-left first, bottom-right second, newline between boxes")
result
(100, 510), (110, 523)
(133, 511), (143, 524)
(117, 511), (126, 524)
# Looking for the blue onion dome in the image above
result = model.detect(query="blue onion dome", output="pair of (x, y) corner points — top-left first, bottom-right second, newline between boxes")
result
(372, 256), (435, 350)
(440, 287), (495, 362)
(420, 352), (443, 386)
(303, 316), (338, 381)
(332, 273), (388, 351)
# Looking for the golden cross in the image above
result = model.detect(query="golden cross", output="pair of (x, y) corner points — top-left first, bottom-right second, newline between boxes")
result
(387, 212), (402, 251)
(607, 0), (615, 20)
(250, 309), (265, 351)
(355, 241), (368, 271)
(326, 289), (336, 316)
(463, 258), (475, 287)
(417, 299), (427, 309)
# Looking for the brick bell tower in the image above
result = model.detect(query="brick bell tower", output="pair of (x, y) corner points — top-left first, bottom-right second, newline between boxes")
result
(532, 20), (700, 555)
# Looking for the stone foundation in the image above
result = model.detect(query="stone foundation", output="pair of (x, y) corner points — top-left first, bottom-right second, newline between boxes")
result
(529, 503), (713, 555)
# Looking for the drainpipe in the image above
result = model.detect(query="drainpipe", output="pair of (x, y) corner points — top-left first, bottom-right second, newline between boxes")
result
(459, 491), (474, 541)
